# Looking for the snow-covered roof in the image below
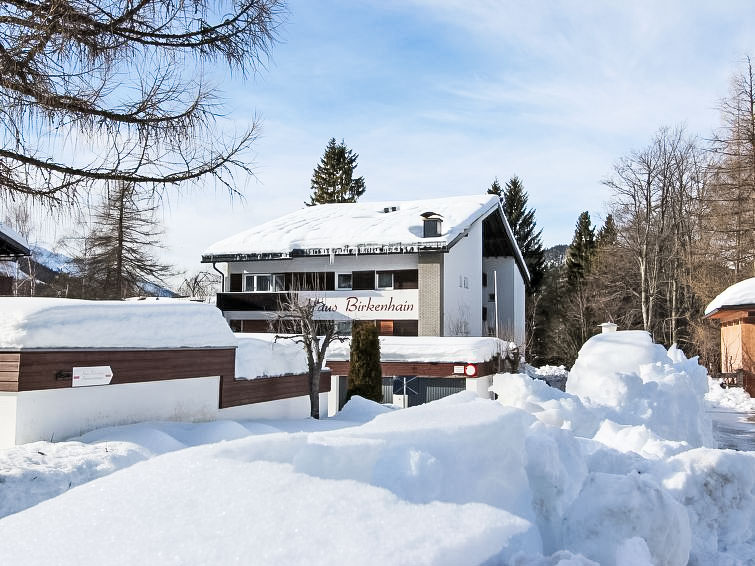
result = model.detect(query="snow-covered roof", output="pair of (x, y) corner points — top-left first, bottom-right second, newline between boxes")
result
(0, 298), (236, 350)
(704, 277), (755, 317)
(326, 335), (508, 363)
(203, 194), (509, 258)
(0, 223), (30, 258)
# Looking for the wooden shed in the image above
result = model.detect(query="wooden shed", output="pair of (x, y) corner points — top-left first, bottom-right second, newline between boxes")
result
(704, 278), (755, 396)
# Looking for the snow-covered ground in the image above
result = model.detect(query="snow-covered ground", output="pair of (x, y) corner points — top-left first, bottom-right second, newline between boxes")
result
(1, 331), (754, 565)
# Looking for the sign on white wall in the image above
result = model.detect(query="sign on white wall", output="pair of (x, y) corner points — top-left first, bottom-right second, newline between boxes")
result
(72, 366), (114, 387)
(299, 290), (419, 320)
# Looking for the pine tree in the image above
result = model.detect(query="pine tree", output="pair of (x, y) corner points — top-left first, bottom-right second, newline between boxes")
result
(596, 214), (618, 247)
(307, 138), (366, 206)
(487, 177), (502, 197)
(77, 182), (174, 299)
(501, 176), (546, 289)
(565, 211), (596, 283)
(347, 322), (383, 402)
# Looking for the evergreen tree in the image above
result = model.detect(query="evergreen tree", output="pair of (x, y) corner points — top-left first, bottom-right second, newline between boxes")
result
(76, 182), (174, 299)
(487, 177), (503, 197)
(565, 211), (596, 283)
(501, 176), (546, 289)
(307, 138), (366, 206)
(596, 214), (618, 247)
(347, 322), (383, 402)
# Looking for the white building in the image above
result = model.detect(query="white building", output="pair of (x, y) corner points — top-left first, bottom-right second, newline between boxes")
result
(202, 195), (529, 345)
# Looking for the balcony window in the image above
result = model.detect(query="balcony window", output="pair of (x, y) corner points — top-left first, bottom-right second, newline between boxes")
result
(376, 271), (393, 289)
(244, 274), (274, 292)
(244, 274), (255, 292)
(337, 273), (353, 290)
(256, 275), (271, 292)
(273, 274), (286, 292)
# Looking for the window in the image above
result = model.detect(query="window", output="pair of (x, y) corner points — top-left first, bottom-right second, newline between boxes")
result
(244, 274), (275, 292)
(482, 272), (488, 287)
(376, 271), (393, 289)
(337, 273), (353, 290)
(394, 270), (418, 289)
(423, 218), (442, 237)
(256, 275), (271, 292)
(378, 320), (394, 335)
(273, 274), (286, 292)
(352, 271), (375, 290)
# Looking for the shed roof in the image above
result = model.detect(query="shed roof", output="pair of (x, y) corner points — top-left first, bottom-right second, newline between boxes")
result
(704, 277), (755, 318)
(0, 223), (30, 259)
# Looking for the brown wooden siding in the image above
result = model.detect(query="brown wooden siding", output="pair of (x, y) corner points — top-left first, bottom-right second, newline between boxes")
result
(0, 348), (235, 393)
(327, 360), (498, 378)
(0, 352), (20, 391)
(220, 371), (331, 409)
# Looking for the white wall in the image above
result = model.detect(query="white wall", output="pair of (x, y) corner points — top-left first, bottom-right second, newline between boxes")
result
(3, 378), (331, 448)
(219, 392), (328, 421)
(483, 257), (526, 347)
(10, 377), (220, 446)
(443, 221), (483, 336)
(0, 393), (18, 449)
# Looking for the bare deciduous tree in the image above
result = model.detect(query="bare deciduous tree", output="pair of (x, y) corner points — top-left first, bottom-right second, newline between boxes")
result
(0, 0), (283, 204)
(273, 293), (344, 419)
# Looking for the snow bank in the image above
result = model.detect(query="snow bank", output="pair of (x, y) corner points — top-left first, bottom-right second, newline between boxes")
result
(0, 297), (236, 349)
(1, 329), (754, 565)
(492, 330), (755, 565)
(704, 276), (755, 315)
(234, 333), (309, 378)
(706, 378), (755, 412)
(326, 335), (505, 362)
(205, 195), (498, 256)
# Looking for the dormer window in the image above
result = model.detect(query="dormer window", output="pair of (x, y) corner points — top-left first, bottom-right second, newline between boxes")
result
(421, 211), (443, 237)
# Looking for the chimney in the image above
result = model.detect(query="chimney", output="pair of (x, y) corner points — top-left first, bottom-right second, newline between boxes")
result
(421, 211), (443, 237)
(598, 322), (618, 333)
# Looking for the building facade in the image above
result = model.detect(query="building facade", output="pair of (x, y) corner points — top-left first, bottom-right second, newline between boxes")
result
(202, 195), (529, 344)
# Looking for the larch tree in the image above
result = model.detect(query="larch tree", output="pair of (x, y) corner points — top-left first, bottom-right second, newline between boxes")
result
(307, 138), (366, 205)
(0, 0), (283, 204)
(77, 182), (174, 299)
(501, 176), (545, 290)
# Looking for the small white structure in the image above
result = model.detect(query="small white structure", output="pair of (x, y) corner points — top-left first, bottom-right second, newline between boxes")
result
(0, 298), (328, 447)
(202, 195), (530, 345)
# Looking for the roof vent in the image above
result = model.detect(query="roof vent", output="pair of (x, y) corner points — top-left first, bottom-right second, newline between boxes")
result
(421, 211), (443, 238)
(382, 206), (399, 213)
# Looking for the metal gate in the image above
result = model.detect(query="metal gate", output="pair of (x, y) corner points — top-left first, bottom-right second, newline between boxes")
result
(384, 377), (466, 407)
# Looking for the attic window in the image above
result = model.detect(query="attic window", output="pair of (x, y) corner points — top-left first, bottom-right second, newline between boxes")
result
(421, 211), (443, 238)
(382, 206), (399, 213)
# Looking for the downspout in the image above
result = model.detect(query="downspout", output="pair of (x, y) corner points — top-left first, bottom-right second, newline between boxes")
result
(211, 262), (225, 292)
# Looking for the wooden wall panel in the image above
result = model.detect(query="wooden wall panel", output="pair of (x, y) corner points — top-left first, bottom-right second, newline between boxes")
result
(0, 352), (20, 391)
(327, 360), (498, 379)
(11, 348), (235, 392)
(220, 372), (331, 409)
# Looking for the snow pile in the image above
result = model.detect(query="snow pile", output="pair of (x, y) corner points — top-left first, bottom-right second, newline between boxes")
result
(205, 195), (499, 256)
(704, 276), (755, 315)
(0, 298), (236, 349)
(1, 330), (754, 565)
(326, 335), (505, 362)
(235, 333), (309, 378)
(706, 377), (755, 412)
(492, 330), (755, 564)
(565, 331), (713, 447)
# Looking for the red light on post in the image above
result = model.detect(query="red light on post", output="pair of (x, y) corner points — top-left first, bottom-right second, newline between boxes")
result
(464, 364), (477, 377)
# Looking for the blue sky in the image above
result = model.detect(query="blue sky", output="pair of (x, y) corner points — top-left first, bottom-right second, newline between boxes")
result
(155, 0), (755, 274)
